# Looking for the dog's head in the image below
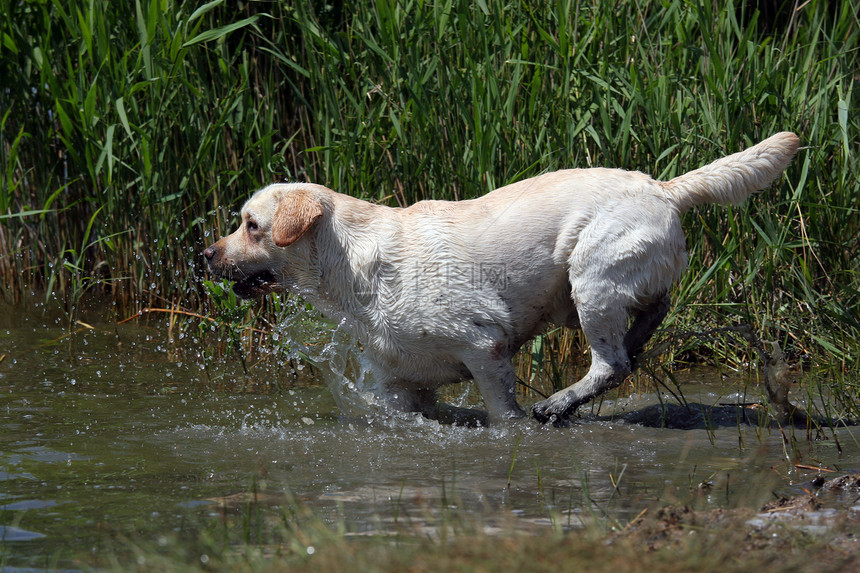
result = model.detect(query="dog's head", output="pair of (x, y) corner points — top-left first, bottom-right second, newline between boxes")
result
(204, 184), (325, 298)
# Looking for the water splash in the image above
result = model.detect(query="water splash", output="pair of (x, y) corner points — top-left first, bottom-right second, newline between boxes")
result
(278, 307), (391, 421)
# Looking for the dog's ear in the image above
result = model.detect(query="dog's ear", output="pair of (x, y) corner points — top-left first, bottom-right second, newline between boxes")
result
(272, 189), (324, 247)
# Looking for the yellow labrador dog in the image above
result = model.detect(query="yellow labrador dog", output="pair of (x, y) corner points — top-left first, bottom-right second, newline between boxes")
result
(205, 133), (799, 426)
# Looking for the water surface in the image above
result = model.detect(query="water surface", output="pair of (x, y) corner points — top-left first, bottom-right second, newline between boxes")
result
(1, 302), (856, 569)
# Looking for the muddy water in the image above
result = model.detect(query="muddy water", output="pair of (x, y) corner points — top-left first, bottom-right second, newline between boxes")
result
(1, 302), (857, 570)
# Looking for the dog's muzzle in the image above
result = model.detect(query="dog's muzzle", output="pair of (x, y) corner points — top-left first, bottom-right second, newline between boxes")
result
(203, 244), (279, 298)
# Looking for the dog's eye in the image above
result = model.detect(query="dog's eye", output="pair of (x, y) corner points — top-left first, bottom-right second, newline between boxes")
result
(246, 220), (258, 231)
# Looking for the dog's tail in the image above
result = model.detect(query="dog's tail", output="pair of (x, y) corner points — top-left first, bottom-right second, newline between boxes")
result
(661, 132), (800, 214)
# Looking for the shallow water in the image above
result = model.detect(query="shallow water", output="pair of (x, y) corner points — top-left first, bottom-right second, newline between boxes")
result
(1, 302), (858, 569)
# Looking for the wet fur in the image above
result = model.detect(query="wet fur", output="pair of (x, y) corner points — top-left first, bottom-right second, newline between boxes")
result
(205, 133), (799, 425)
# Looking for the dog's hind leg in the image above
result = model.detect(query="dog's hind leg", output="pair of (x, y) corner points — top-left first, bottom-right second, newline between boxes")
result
(624, 294), (671, 364)
(531, 300), (632, 425)
(531, 296), (671, 425)
(532, 202), (681, 425)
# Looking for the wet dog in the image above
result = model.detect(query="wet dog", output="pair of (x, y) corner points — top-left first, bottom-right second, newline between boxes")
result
(205, 133), (799, 425)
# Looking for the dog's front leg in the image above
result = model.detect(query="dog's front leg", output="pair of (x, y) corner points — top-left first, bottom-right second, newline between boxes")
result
(462, 353), (527, 423)
(430, 402), (490, 427)
(383, 382), (490, 427)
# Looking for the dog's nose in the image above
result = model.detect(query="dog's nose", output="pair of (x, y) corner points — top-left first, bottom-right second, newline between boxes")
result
(204, 245), (216, 261)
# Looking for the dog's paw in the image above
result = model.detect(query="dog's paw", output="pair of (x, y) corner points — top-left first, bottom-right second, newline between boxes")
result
(530, 402), (556, 424)
(531, 394), (579, 426)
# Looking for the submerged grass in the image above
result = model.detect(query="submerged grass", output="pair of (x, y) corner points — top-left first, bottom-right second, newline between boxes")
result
(86, 485), (860, 573)
(1, 1), (858, 407)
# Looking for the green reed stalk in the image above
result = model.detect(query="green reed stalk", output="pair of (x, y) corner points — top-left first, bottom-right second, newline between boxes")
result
(1, 0), (857, 406)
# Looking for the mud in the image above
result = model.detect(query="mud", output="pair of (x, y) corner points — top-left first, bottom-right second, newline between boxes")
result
(615, 473), (860, 569)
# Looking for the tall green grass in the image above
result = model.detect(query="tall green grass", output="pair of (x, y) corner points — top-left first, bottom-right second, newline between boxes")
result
(1, 0), (858, 399)
(1, 0), (274, 314)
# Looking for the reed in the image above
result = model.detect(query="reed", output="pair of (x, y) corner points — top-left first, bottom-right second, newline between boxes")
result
(1, 0), (857, 403)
